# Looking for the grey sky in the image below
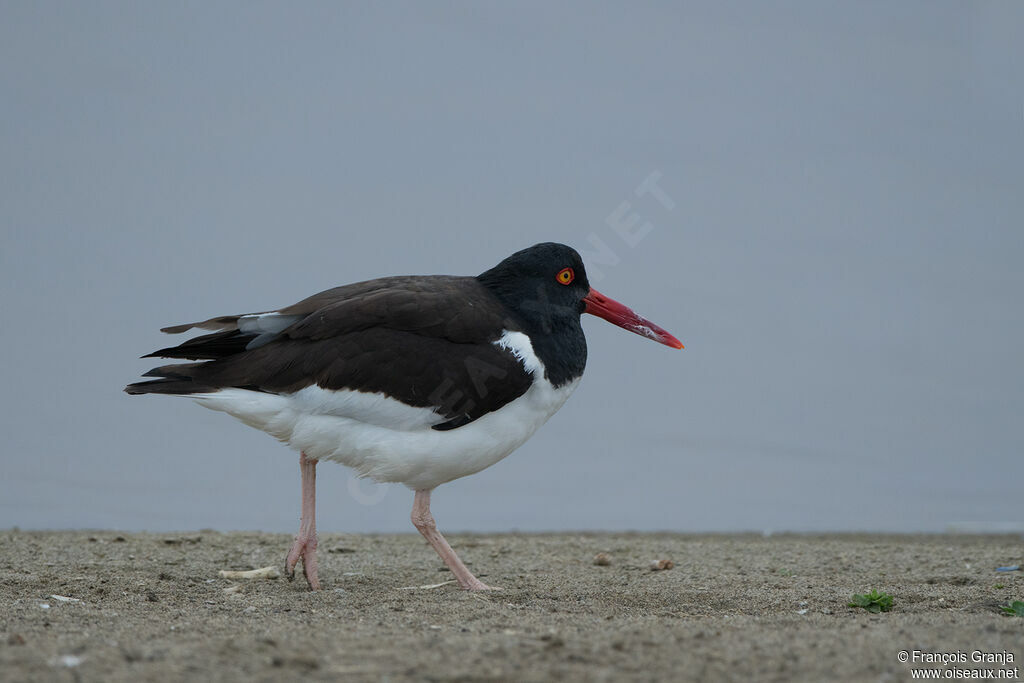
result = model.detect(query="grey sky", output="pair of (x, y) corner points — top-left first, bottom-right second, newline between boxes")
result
(2, 2), (1021, 533)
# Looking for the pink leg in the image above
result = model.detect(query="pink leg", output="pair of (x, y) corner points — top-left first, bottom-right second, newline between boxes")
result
(284, 451), (320, 590)
(411, 489), (496, 591)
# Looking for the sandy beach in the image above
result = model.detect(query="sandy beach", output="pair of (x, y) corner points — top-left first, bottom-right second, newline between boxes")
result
(1, 530), (1021, 682)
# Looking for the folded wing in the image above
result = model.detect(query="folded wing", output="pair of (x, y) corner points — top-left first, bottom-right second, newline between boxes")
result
(126, 276), (534, 430)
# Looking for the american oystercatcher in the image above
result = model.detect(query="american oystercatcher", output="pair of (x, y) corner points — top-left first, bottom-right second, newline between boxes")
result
(126, 243), (682, 590)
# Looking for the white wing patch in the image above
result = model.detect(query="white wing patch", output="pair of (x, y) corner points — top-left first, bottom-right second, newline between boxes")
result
(287, 385), (440, 431)
(238, 312), (303, 350)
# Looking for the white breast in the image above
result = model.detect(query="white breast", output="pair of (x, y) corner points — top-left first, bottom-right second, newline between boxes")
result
(190, 331), (580, 490)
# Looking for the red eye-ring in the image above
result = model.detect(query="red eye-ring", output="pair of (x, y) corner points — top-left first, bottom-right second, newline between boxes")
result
(556, 267), (574, 285)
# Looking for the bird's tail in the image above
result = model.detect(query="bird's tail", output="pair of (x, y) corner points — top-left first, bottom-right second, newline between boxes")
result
(124, 362), (214, 395)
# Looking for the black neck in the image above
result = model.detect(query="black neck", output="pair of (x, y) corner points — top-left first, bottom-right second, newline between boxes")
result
(477, 277), (588, 387)
(525, 314), (587, 388)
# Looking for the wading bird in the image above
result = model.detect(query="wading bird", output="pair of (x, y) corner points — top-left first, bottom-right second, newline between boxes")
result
(127, 243), (682, 590)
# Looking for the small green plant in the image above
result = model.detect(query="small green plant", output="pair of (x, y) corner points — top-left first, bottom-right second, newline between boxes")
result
(994, 584), (1005, 590)
(999, 601), (1024, 617)
(848, 589), (894, 613)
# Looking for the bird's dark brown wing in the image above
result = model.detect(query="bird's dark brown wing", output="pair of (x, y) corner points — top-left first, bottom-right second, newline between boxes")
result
(126, 276), (534, 430)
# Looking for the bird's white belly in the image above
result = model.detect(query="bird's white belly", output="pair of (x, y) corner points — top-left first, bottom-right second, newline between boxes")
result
(189, 331), (580, 490)
(191, 377), (578, 490)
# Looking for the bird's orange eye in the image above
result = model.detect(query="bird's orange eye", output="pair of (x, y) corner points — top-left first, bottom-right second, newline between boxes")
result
(556, 267), (574, 285)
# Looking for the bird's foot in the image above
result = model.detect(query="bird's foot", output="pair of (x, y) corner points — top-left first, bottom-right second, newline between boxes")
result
(284, 534), (320, 591)
(460, 576), (500, 591)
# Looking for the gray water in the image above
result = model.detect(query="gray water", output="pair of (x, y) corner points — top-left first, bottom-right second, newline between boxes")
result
(2, 3), (1021, 534)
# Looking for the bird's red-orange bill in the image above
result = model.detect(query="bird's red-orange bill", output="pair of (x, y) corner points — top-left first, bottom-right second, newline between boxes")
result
(582, 288), (684, 350)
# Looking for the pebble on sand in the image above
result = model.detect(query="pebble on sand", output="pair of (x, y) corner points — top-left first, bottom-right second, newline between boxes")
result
(53, 655), (82, 668)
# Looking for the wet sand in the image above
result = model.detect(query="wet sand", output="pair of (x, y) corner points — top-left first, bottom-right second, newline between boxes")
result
(1, 530), (1021, 682)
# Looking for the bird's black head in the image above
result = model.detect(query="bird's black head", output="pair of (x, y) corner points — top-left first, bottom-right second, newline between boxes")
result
(477, 242), (591, 333)
(478, 242), (683, 386)
(477, 243), (591, 386)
